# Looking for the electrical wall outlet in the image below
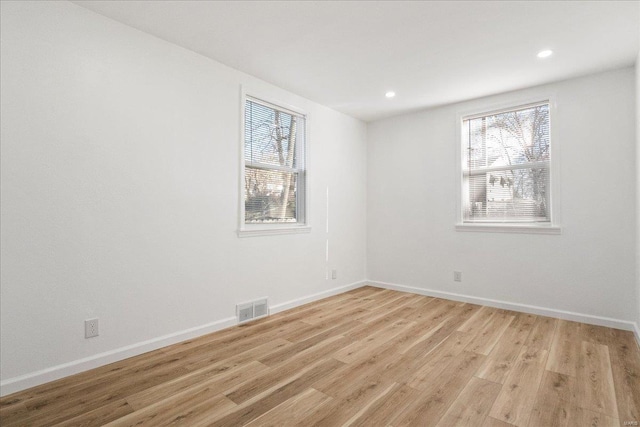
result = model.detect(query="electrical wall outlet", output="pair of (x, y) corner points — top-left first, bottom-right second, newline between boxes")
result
(454, 271), (462, 282)
(331, 269), (337, 280)
(85, 318), (99, 338)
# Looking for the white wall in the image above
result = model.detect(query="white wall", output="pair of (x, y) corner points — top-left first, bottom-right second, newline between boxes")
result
(0, 1), (367, 393)
(636, 52), (640, 334)
(368, 68), (637, 324)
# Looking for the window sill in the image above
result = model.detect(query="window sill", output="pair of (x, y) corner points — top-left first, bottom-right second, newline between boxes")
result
(237, 226), (312, 238)
(455, 223), (561, 235)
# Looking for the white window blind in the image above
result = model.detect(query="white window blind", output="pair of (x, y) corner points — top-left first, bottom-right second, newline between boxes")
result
(244, 97), (306, 224)
(462, 102), (550, 223)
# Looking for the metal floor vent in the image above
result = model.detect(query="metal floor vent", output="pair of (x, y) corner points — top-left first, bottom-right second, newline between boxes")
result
(236, 298), (269, 323)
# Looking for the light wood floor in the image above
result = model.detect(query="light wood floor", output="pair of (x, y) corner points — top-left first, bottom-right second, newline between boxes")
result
(1, 286), (639, 426)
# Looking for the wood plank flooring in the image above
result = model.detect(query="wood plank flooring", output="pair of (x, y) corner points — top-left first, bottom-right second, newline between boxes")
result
(1, 286), (639, 426)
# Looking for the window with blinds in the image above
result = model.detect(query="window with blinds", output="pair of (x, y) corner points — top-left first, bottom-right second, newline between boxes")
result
(462, 102), (550, 223)
(244, 97), (306, 225)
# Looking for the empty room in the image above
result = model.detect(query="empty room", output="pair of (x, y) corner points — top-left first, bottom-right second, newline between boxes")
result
(1, 1), (639, 426)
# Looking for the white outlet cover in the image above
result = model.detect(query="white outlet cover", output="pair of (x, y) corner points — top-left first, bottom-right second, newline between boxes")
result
(85, 318), (99, 338)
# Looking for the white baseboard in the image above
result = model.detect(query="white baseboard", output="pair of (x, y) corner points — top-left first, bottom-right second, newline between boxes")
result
(3, 278), (636, 397)
(0, 279), (367, 397)
(270, 280), (367, 314)
(368, 280), (639, 334)
(0, 316), (236, 397)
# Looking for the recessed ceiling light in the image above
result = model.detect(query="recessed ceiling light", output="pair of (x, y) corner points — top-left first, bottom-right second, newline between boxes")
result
(385, 91), (396, 98)
(537, 50), (553, 58)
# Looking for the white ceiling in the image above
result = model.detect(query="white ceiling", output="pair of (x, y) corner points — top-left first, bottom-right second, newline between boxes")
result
(74, 1), (639, 122)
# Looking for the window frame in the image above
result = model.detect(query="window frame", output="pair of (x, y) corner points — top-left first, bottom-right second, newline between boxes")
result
(238, 87), (311, 237)
(455, 96), (561, 235)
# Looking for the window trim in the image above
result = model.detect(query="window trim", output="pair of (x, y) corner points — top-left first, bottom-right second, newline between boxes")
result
(238, 87), (311, 237)
(454, 95), (561, 234)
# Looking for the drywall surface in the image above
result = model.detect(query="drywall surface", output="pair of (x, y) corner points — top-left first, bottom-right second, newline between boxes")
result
(0, 1), (366, 389)
(636, 52), (640, 332)
(367, 67), (636, 323)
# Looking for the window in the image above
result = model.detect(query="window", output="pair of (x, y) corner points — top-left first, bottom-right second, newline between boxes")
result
(461, 101), (553, 226)
(241, 96), (307, 234)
